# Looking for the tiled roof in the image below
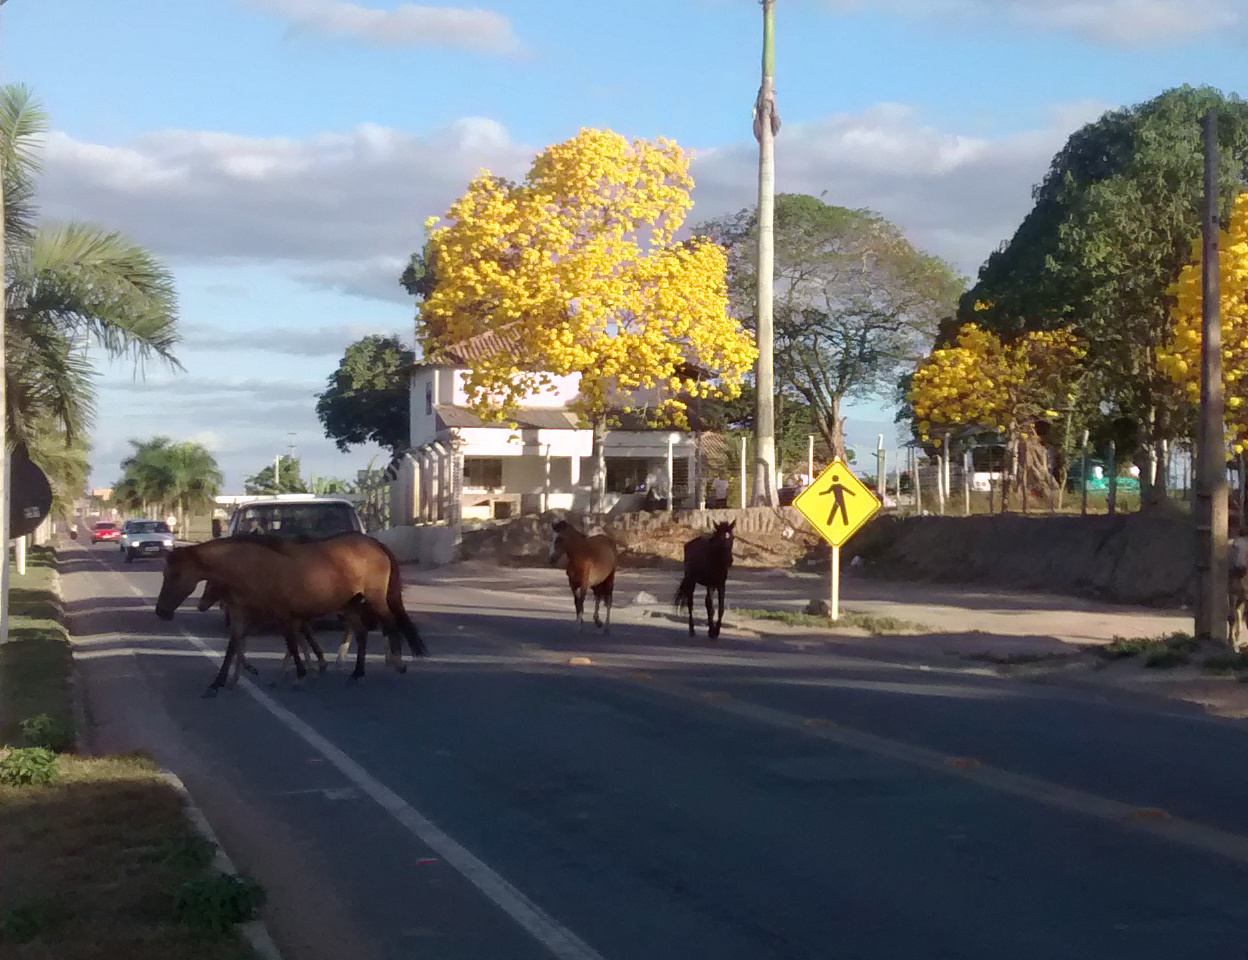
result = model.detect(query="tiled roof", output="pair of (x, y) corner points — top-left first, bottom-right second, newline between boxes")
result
(424, 322), (524, 366)
(435, 405), (580, 430)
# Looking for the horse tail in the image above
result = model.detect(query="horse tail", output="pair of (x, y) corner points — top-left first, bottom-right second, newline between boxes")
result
(673, 574), (695, 614)
(379, 541), (427, 656)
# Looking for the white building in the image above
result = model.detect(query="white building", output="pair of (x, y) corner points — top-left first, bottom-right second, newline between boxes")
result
(394, 328), (722, 523)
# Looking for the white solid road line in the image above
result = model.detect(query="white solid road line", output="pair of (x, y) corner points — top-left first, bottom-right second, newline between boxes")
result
(113, 574), (607, 960)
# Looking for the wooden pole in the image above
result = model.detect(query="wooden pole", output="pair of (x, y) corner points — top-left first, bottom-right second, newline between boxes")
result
(875, 434), (885, 499)
(1075, 430), (1088, 516)
(739, 436), (748, 510)
(807, 435), (814, 486)
(1107, 441), (1117, 516)
(0, 1), (9, 645)
(914, 448), (922, 515)
(963, 449), (971, 516)
(1197, 108), (1229, 644)
(666, 436), (675, 514)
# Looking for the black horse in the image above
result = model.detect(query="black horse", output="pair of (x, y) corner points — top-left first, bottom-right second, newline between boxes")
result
(674, 520), (736, 639)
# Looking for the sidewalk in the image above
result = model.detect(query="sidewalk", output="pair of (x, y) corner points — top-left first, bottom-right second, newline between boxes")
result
(405, 559), (1191, 657)
(401, 559), (1248, 721)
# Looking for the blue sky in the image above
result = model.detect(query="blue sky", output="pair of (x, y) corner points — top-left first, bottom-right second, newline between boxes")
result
(6, 0), (1248, 489)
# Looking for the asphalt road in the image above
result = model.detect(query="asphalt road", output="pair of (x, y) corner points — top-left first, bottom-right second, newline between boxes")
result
(63, 539), (1248, 960)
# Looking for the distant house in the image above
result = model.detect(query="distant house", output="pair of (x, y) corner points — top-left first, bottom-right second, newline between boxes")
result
(394, 327), (722, 522)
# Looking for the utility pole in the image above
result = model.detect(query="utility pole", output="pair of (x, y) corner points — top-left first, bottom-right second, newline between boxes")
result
(1196, 108), (1229, 644)
(751, 0), (779, 506)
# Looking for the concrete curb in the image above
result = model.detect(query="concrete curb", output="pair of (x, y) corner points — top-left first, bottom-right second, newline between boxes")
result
(158, 770), (284, 960)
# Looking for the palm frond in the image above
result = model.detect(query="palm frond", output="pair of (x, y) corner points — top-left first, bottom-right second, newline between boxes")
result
(0, 83), (48, 245)
(5, 320), (95, 444)
(10, 223), (182, 368)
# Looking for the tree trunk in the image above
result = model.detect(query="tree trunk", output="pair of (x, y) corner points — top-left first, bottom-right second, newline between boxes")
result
(591, 415), (607, 514)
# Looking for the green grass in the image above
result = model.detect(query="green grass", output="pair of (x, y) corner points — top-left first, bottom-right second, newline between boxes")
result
(0, 546), (264, 958)
(1096, 631), (1200, 668)
(733, 607), (930, 636)
(0, 546), (74, 750)
(1202, 650), (1248, 677)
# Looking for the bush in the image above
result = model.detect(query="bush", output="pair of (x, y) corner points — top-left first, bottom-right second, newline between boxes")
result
(0, 898), (62, 944)
(0, 747), (58, 786)
(19, 713), (74, 752)
(174, 873), (267, 935)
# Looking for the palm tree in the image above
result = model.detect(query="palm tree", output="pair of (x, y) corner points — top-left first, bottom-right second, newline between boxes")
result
(117, 437), (175, 517)
(158, 441), (223, 530)
(2, 84), (180, 447)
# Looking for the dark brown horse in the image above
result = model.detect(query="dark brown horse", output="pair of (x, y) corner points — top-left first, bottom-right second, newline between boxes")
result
(549, 519), (617, 632)
(674, 520), (735, 639)
(156, 532), (425, 694)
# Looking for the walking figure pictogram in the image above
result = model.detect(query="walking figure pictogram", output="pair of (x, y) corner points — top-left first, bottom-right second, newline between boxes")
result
(819, 472), (855, 526)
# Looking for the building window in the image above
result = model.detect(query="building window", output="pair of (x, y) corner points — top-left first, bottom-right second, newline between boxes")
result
(425, 381), (433, 416)
(606, 457), (650, 494)
(463, 457), (503, 489)
(673, 457), (690, 494)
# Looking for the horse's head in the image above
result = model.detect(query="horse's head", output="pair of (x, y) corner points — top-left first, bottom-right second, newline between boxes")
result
(155, 546), (206, 621)
(713, 520), (736, 566)
(549, 519), (570, 566)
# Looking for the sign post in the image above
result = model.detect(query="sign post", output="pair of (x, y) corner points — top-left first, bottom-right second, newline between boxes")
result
(791, 457), (882, 621)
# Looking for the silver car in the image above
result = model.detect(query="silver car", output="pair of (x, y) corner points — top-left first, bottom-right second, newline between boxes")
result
(119, 519), (175, 563)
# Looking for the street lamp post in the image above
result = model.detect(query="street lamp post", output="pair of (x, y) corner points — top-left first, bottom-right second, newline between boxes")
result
(751, 0), (780, 506)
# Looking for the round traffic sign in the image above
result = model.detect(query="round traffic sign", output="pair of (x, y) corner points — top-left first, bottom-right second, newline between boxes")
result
(10, 444), (53, 539)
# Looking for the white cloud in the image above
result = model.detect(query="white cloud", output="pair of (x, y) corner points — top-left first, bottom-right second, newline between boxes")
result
(180, 321), (412, 356)
(41, 116), (534, 304)
(40, 103), (1094, 291)
(244, 0), (524, 53)
(817, 0), (1239, 46)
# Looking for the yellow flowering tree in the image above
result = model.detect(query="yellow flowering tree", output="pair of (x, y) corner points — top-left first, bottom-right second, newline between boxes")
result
(909, 323), (1085, 508)
(419, 128), (757, 509)
(1157, 191), (1248, 454)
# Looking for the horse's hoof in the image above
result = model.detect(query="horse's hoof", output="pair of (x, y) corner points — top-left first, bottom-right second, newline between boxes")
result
(397, 663), (408, 675)
(243, 663), (259, 676)
(202, 686), (221, 699)
(318, 662), (328, 675)
(349, 670), (365, 682)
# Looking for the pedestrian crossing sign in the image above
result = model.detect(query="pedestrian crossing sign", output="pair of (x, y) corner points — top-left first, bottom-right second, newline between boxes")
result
(792, 458), (882, 548)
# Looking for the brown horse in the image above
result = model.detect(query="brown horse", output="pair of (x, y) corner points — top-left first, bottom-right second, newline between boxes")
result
(674, 520), (735, 639)
(549, 519), (617, 632)
(156, 532), (425, 694)
(196, 579), (397, 683)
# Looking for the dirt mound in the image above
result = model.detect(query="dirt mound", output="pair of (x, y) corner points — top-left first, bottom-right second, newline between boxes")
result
(459, 508), (824, 569)
(845, 512), (1194, 608)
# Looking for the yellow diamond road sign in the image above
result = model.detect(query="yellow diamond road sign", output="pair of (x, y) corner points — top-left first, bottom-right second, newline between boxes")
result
(792, 458), (882, 548)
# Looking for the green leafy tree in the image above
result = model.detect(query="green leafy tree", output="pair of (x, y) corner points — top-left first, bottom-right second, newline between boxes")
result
(315, 335), (415, 454)
(244, 455), (307, 495)
(115, 437), (176, 515)
(696, 193), (963, 461)
(961, 85), (1248, 504)
(308, 475), (355, 495)
(399, 239), (439, 300)
(114, 437), (222, 526)
(2, 85), (180, 446)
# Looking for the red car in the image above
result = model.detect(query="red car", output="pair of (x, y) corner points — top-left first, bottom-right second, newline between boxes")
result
(90, 521), (121, 544)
